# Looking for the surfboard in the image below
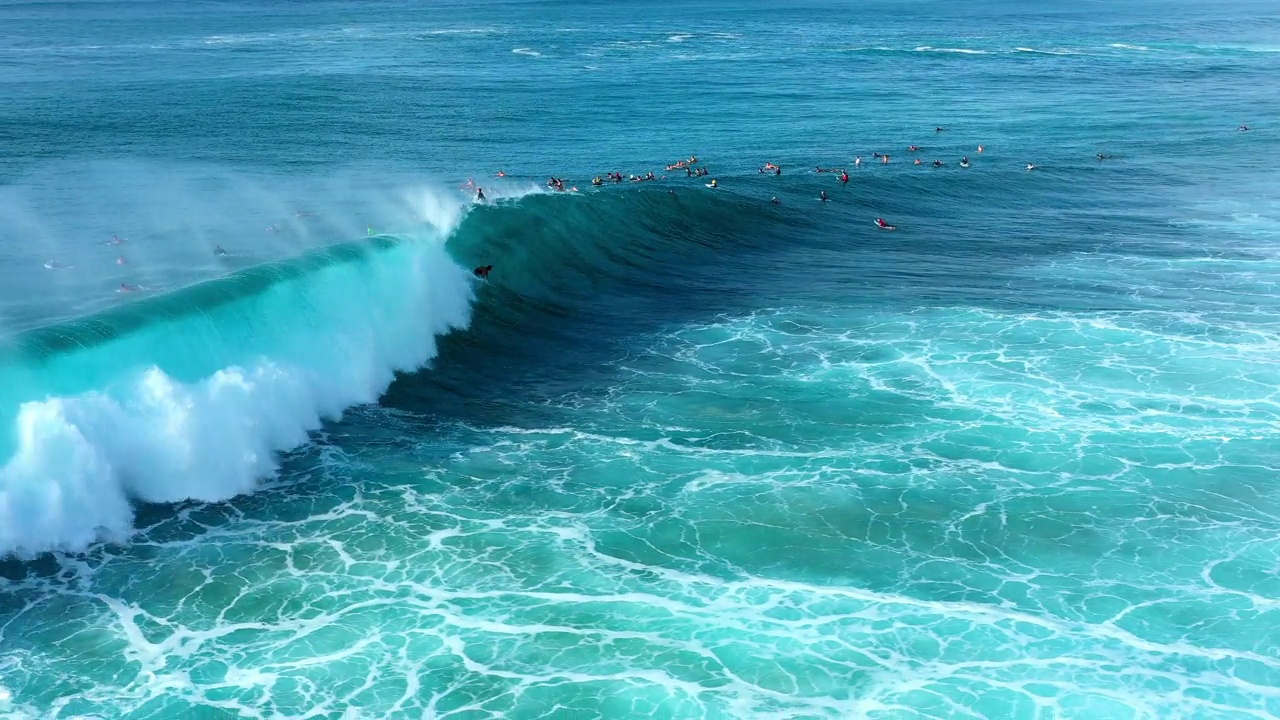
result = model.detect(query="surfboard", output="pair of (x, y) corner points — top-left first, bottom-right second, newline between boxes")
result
(705, 183), (717, 188)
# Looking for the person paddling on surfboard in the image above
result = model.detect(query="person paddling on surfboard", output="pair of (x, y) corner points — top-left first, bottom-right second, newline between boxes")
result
(820, 190), (829, 202)
(474, 265), (492, 279)
(876, 218), (896, 230)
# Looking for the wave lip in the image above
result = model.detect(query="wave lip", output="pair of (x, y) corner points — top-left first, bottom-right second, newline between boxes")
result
(0, 231), (473, 559)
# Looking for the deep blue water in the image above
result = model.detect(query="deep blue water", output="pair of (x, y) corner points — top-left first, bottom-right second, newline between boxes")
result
(2, 1), (1280, 717)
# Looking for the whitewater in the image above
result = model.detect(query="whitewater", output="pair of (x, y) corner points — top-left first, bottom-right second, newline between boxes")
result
(4, 0), (1280, 718)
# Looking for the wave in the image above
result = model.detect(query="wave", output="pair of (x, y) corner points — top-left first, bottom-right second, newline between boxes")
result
(0, 179), (833, 560)
(0, 226), (473, 559)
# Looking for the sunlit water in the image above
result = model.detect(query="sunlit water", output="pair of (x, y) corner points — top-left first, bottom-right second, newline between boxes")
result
(2, 0), (1280, 717)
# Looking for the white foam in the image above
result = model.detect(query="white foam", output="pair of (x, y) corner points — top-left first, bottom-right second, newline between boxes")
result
(914, 46), (988, 55)
(511, 47), (541, 57)
(1014, 47), (1079, 56)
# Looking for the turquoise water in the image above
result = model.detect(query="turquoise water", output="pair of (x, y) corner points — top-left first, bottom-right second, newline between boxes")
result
(3, 0), (1280, 717)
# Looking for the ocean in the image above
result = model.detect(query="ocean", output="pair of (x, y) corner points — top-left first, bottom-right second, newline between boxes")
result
(2, 0), (1280, 717)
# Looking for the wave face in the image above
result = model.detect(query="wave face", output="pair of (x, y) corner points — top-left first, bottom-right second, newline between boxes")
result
(0, 233), (472, 558)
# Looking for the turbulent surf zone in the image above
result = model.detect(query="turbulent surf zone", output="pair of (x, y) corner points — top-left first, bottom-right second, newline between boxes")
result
(0, 179), (1278, 718)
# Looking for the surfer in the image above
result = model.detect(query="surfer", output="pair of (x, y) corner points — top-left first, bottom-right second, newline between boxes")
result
(1096, 153), (1112, 160)
(840, 171), (849, 184)
(876, 218), (896, 230)
(592, 176), (603, 186)
(960, 157), (970, 168)
(881, 155), (890, 164)
(473, 265), (492, 279)
(118, 283), (139, 293)
(855, 156), (862, 167)
(496, 170), (506, 177)
(935, 126), (947, 132)
(476, 187), (486, 201)
(1238, 124), (1249, 131)
(909, 145), (921, 152)
(44, 260), (72, 270)
(107, 235), (124, 245)
(932, 160), (944, 167)
(116, 256), (126, 265)
(708, 179), (718, 188)
(771, 197), (780, 205)
(914, 159), (922, 165)
(1026, 163), (1037, 171)
(977, 145), (985, 153)
(819, 190), (829, 202)
(214, 245), (228, 256)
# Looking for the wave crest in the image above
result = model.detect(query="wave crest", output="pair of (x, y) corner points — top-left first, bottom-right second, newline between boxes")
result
(0, 231), (473, 559)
